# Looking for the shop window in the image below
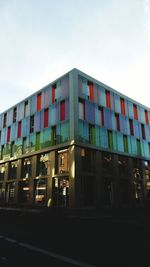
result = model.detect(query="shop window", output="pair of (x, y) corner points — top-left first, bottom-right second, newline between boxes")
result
(145, 110), (149, 125)
(115, 113), (120, 131)
(120, 98), (126, 115)
(3, 113), (7, 128)
(88, 81), (94, 101)
(44, 108), (49, 128)
(36, 153), (49, 176)
(133, 104), (138, 120)
(52, 84), (56, 104)
(7, 127), (11, 143)
(24, 100), (28, 117)
(30, 115), (34, 133)
(6, 182), (15, 203)
(108, 130), (113, 149)
(58, 149), (69, 174)
(37, 92), (42, 111)
(21, 158), (32, 178)
(118, 156), (128, 177)
(102, 152), (112, 174)
(0, 164), (5, 180)
(79, 99), (85, 120)
(60, 100), (66, 121)
(81, 148), (95, 172)
(9, 161), (18, 180)
(34, 178), (47, 205)
(13, 107), (17, 123)
(99, 107), (104, 126)
(18, 180), (30, 203)
(123, 135), (128, 153)
(141, 124), (146, 140)
(106, 90), (111, 109)
(17, 121), (22, 138)
(129, 119), (134, 136)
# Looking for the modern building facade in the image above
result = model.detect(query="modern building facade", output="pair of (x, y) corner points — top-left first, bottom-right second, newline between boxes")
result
(0, 68), (150, 208)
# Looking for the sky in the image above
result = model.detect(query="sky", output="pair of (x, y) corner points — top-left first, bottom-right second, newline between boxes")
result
(0, 0), (150, 112)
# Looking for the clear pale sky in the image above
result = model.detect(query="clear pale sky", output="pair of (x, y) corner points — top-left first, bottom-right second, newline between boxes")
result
(0, 0), (150, 112)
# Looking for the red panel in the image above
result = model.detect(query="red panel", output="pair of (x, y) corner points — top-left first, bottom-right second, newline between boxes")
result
(133, 104), (138, 120)
(18, 121), (22, 138)
(44, 108), (49, 128)
(106, 90), (111, 109)
(145, 110), (149, 125)
(7, 127), (11, 142)
(52, 86), (56, 104)
(37, 93), (42, 111)
(120, 98), (126, 115)
(115, 114), (120, 131)
(60, 101), (65, 121)
(89, 83), (94, 101)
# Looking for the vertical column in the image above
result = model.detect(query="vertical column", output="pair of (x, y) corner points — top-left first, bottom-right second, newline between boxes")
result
(47, 151), (55, 207)
(29, 155), (37, 205)
(14, 159), (22, 204)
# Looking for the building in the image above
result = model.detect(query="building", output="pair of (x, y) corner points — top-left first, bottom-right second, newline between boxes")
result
(0, 68), (150, 208)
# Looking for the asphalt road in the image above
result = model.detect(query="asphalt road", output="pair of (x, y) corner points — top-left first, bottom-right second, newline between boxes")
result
(1, 207), (150, 266)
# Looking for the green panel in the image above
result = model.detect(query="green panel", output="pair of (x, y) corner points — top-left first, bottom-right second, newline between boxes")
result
(137, 139), (141, 156)
(95, 126), (100, 146)
(108, 130), (113, 150)
(36, 132), (40, 150)
(123, 135), (128, 153)
(60, 122), (69, 143)
(112, 131), (117, 150)
(89, 125), (96, 145)
(14, 138), (22, 157)
(43, 128), (51, 148)
(3, 144), (11, 160)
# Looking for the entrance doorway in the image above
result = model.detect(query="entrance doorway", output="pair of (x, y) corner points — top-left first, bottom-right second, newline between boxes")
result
(52, 177), (69, 207)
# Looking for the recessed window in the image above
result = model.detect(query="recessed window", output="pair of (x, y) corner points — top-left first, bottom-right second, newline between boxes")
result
(133, 104), (138, 120)
(120, 98), (126, 115)
(79, 99), (85, 120)
(30, 116), (34, 133)
(106, 90), (111, 109)
(99, 107), (104, 126)
(44, 108), (49, 128)
(115, 113), (120, 131)
(52, 84), (56, 104)
(129, 119), (134, 136)
(3, 113), (7, 128)
(60, 100), (65, 121)
(13, 107), (17, 123)
(141, 124), (146, 140)
(24, 100), (28, 117)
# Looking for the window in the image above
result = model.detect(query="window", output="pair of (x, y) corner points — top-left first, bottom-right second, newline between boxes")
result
(3, 113), (7, 128)
(6, 182), (15, 203)
(123, 135), (128, 153)
(34, 178), (47, 205)
(13, 107), (17, 123)
(88, 81), (94, 101)
(115, 113), (120, 131)
(120, 98), (126, 115)
(106, 90), (111, 109)
(108, 130), (113, 149)
(36, 154), (49, 176)
(52, 84), (56, 104)
(133, 104), (138, 120)
(129, 119), (134, 136)
(79, 99), (85, 120)
(37, 93), (42, 111)
(18, 180), (30, 203)
(21, 158), (31, 178)
(44, 108), (49, 128)
(9, 161), (18, 180)
(60, 100), (65, 121)
(30, 115), (34, 133)
(81, 148), (95, 172)
(118, 156), (128, 177)
(102, 152), (112, 174)
(99, 107), (104, 126)
(0, 164), (5, 180)
(141, 124), (146, 140)
(58, 150), (69, 174)
(17, 121), (22, 138)
(7, 127), (11, 142)
(145, 110), (149, 125)
(24, 100), (28, 117)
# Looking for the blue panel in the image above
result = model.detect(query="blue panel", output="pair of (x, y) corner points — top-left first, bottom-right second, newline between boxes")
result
(145, 125), (150, 142)
(94, 85), (99, 104)
(99, 86), (106, 107)
(30, 95), (36, 115)
(120, 115), (127, 134)
(143, 141), (149, 157)
(44, 88), (51, 108)
(56, 80), (61, 101)
(104, 109), (112, 129)
(34, 112), (41, 132)
(100, 128), (108, 148)
(131, 136), (137, 155)
(40, 110), (44, 130)
(78, 77), (82, 96)
(117, 132), (124, 152)
(95, 126), (100, 146)
(114, 94), (121, 113)
(111, 113), (116, 130)
(85, 102), (95, 124)
(18, 102), (24, 121)
(10, 123), (17, 141)
(49, 105), (56, 126)
(110, 92), (114, 110)
(95, 107), (100, 125)
(82, 79), (88, 98)
(1, 128), (6, 145)
(133, 121), (140, 139)
(128, 101), (134, 118)
(61, 75), (69, 98)
(139, 106), (145, 123)
(8, 109), (13, 126)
